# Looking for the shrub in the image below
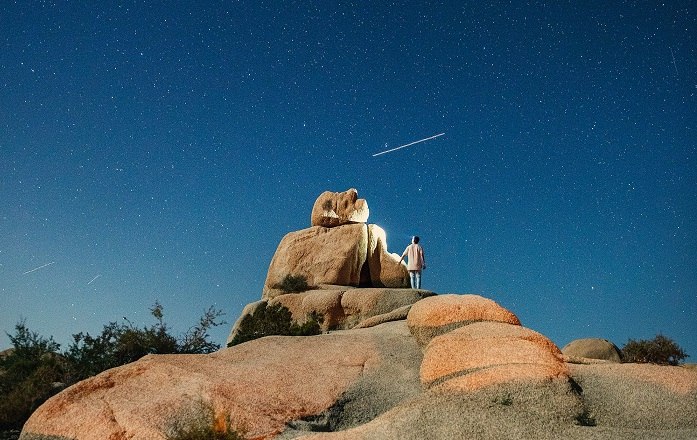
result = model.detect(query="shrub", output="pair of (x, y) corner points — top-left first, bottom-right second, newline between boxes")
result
(0, 322), (66, 431)
(65, 302), (225, 381)
(165, 399), (243, 440)
(274, 274), (310, 293)
(228, 303), (322, 347)
(621, 334), (688, 366)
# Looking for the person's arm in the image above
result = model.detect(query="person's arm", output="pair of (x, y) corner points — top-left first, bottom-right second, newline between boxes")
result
(399, 247), (408, 264)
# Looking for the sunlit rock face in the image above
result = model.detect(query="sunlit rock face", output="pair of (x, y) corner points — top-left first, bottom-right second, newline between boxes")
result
(263, 224), (369, 299)
(262, 225), (409, 300)
(311, 188), (369, 228)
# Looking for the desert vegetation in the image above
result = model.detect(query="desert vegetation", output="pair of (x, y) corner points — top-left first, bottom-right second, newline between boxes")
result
(274, 274), (311, 293)
(621, 334), (689, 366)
(0, 303), (225, 434)
(228, 302), (322, 347)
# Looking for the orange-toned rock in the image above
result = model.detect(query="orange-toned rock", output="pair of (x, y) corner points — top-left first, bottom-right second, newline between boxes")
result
(263, 225), (368, 299)
(268, 293), (307, 321)
(407, 294), (520, 346)
(21, 324), (420, 440)
(421, 322), (567, 391)
(311, 188), (369, 228)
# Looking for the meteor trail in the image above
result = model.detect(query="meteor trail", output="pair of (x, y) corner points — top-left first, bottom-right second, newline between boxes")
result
(372, 133), (445, 157)
(23, 261), (55, 275)
(87, 275), (101, 285)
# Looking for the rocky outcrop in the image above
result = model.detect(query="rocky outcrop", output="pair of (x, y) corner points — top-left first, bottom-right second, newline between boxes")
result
(264, 189), (409, 299)
(21, 187), (697, 440)
(22, 322), (424, 440)
(421, 322), (569, 392)
(562, 338), (622, 363)
(263, 225), (408, 299)
(22, 294), (697, 440)
(406, 294), (521, 347)
(227, 288), (434, 345)
(311, 188), (369, 228)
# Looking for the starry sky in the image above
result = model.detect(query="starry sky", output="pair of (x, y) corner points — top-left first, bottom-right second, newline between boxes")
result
(1, 1), (695, 359)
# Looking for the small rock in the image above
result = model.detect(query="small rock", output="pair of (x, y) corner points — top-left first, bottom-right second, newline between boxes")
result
(562, 338), (622, 363)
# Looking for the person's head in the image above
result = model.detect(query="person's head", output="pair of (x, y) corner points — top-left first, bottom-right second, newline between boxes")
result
(412, 236), (420, 244)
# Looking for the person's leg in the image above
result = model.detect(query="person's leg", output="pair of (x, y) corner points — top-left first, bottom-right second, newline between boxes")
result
(415, 270), (422, 289)
(409, 271), (416, 289)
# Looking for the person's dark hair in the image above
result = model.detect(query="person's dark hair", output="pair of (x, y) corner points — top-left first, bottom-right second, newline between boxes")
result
(413, 236), (420, 244)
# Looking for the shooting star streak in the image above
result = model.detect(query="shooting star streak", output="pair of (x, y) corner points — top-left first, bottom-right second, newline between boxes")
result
(670, 47), (679, 76)
(23, 261), (55, 275)
(372, 133), (445, 157)
(87, 275), (101, 285)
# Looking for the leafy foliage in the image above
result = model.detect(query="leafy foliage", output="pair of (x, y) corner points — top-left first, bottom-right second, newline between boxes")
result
(0, 321), (66, 431)
(621, 334), (689, 366)
(274, 274), (310, 293)
(0, 303), (225, 431)
(228, 303), (322, 347)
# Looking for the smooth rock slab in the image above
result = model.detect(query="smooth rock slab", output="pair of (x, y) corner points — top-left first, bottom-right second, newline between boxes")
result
(21, 327), (415, 440)
(407, 294), (521, 347)
(421, 322), (568, 391)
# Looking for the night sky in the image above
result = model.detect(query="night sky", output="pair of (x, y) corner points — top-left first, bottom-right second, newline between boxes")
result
(2, 1), (695, 359)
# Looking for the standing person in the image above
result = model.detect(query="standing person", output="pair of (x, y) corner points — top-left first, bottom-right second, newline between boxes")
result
(399, 236), (426, 289)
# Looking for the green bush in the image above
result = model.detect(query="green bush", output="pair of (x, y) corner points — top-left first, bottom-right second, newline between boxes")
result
(0, 321), (67, 431)
(274, 274), (310, 293)
(228, 303), (322, 347)
(0, 303), (226, 431)
(621, 334), (689, 366)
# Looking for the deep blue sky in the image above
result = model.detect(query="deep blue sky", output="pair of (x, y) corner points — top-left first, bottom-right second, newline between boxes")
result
(2, 1), (695, 359)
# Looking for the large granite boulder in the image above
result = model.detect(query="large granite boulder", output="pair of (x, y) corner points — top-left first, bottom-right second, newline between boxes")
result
(21, 322), (424, 440)
(311, 188), (369, 228)
(562, 338), (622, 363)
(263, 225), (368, 299)
(263, 225), (408, 300)
(421, 322), (569, 392)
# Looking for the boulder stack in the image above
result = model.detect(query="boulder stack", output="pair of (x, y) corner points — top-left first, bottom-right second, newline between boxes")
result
(263, 189), (409, 299)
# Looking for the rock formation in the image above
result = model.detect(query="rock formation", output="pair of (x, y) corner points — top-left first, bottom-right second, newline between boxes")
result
(562, 338), (623, 363)
(22, 293), (697, 440)
(20, 189), (697, 440)
(228, 288), (434, 344)
(310, 188), (369, 227)
(264, 189), (408, 299)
